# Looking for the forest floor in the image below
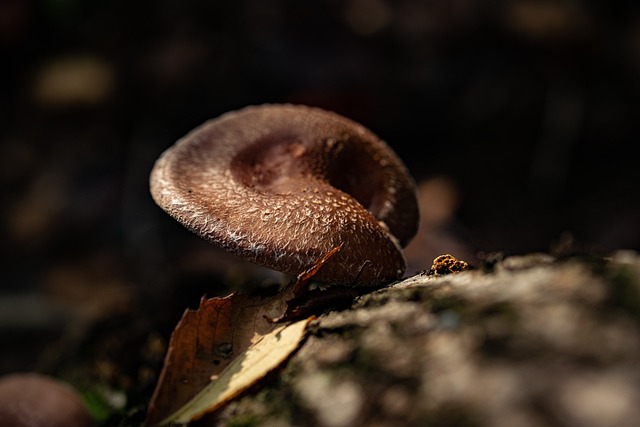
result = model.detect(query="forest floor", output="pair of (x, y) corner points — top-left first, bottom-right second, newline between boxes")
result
(51, 249), (638, 427)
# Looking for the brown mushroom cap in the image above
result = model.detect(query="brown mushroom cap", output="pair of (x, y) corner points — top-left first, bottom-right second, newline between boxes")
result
(0, 373), (93, 427)
(150, 104), (419, 286)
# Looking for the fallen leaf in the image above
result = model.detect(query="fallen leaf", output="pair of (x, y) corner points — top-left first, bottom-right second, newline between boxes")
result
(146, 246), (349, 425)
(158, 318), (312, 425)
(146, 289), (298, 425)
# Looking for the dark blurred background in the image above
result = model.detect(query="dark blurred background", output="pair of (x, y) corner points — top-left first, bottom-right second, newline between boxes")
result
(1, 0), (639, 403)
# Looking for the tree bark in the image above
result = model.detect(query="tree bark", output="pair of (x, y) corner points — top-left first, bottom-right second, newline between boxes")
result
(204, 251), (640, 427)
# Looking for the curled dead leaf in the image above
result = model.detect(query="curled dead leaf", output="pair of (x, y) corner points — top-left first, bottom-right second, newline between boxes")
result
(158, 318), (311, 425)
(147, 245), (364, 426)
(146, 287), (311, 426)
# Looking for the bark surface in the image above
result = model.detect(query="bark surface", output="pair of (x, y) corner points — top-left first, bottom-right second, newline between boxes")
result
(205, 251), (640, 427)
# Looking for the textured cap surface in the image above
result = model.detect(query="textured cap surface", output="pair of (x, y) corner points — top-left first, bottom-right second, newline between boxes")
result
(150, 104), (418, 286)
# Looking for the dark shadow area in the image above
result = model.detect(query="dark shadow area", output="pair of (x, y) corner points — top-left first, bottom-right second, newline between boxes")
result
(0, 0), (638, 421)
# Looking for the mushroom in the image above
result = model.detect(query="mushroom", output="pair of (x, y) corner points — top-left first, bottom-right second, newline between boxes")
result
(150, 104), (419, 286)
(0, 373), (94, 427)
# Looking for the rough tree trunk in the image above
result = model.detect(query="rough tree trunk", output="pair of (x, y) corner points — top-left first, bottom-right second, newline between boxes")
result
(201, 250), (640, 427)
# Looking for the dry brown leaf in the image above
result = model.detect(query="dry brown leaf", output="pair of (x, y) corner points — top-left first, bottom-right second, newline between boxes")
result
(146, 246), (350, 425)
(146, 287), (299, 426)
(158, 318), (311, 425)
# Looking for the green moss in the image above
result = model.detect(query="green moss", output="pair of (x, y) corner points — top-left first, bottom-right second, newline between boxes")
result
(428, 294), (468, 314)
(476, 301), (517, 319)
(607, 264), (640, 318)
(79, 389), (114, 422)
(226, 414), (262, 427)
